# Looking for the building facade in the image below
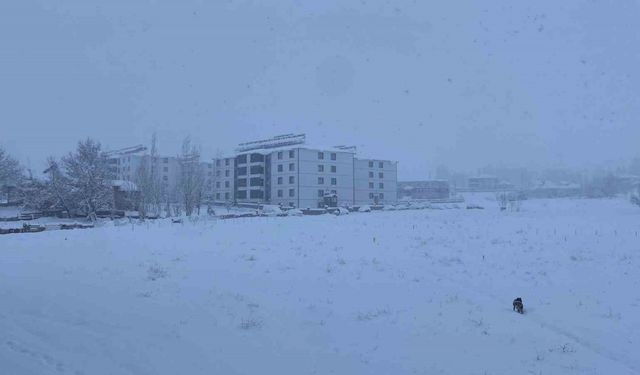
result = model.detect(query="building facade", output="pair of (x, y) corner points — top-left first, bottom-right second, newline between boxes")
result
(211, 135), (398, 208)
(107, 147), (214, 202)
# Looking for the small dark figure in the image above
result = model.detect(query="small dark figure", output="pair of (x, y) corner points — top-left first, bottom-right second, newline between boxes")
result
(513, 297), (524, 314)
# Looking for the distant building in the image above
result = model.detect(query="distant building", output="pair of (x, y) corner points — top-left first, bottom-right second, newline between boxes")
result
(526, 181), (582, 198)
(468, 175), (499, 191)
(106, 145), (214, 202)
(397, 180), (450, 200)
(211, 134), (398, 208)
(468, 175), (514, 192)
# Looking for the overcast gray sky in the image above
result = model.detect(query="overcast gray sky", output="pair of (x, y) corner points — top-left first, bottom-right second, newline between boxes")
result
(2, 0), (639, 179)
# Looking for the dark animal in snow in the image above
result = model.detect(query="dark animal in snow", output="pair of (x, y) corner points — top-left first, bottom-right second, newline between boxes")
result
(513, 297), (524, 314)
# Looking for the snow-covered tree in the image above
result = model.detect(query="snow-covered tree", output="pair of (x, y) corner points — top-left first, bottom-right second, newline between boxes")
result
(0, 147), (23, 202)
(178, 137), (205, 216)
(62, 138), (114, 219)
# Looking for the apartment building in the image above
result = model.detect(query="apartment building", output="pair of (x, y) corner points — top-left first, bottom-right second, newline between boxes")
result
(353, 158), (398, 205)
(107, 146), (214, 202)
(211, 134), (398, 208)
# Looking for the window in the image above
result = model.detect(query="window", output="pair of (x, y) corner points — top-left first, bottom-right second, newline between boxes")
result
(380, 193), (384, 199)
(237, 190), (246, 199)
(163, 176), (168, 181)
(318, 152), (324, 160)
(331, 165), (336, 173)
(208, 164), (212, 169)
(277, 189), (283, 197)
(289, 176), (295, 184)
(289, 150), (295, 158)
(368, 161), (374, 168)
(289, 188), (295, 197)
(318, 177), (324, 184)
(216, 193), (220, 199)
(369, 182), (374, 189)
(289, 163), (295, 171)
(250, 190), (264, 199)
(216, 170), (221, 177)
(331, 190), (337, 194)
(379, 182), (384, 189)
(163, 158), (169, 163)
(369, 192), (374, 199)
(277, 164), (283, 172)
(379, 172), (384, 178)
(226, 159), (231, 166)
(237, 179), (247, 187)
(225, 192), (230, 199)
(277, 152), (283, 160)
(331, 178), (337, 185)
(250, 165), (264, 174)
(379, 162), (383, 168)
(331, 153), (336, 160)
(237, 155), (246, 164)
(163, 166), (168, 172)
(225, 181), (230, 188)
(318, 189), (324, 197)
(225, 170), (230, 177)
(369, 172), (374, 178)
(318, 165), (324, 172)
(216, 182), (220, 188)
(250, 153), (264, 163)
(250, 178), (263, 187)
(277, 177), (283, 185)
(237, 167), (247, 176)
(216, 160), (220, 166)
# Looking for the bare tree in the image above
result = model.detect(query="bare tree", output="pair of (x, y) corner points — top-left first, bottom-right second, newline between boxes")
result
(41, 157), (74, 214)
(0, 147), (22, 202)
(178, 137), (205, 216)
(62, 138), (114, 219)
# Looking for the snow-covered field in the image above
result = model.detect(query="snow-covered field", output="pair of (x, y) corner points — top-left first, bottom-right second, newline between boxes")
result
(1, 198), (639, 374)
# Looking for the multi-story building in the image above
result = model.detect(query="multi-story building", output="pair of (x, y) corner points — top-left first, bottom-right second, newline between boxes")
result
(106, 146), (214, 202)
(354, 158), (398, 205)
(212, 157), (236, 202)
(211, 134), (398, 208)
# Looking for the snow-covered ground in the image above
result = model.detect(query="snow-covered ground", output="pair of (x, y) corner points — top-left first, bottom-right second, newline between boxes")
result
(1, 198), (639, 374)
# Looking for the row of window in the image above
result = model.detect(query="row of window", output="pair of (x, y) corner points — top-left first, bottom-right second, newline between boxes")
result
(237, 166), (264, 175)
(277, 163), (296, 172)
(276, 189), (296, 198)
(368, 161), (385, 168)
(368, 171), (384, 178)
(215, 159), (231, 167)
(277, 176), (296, 185)
(369, 182), (385, 189)
(216, 169), (232, 177)
(276, 150), (296, 160)
(317, 152), (337, 160)
(236, 154), (265, 165)
(215, 181), (231, 188)
(369, 192), (385, 199)
(318, 165), (337, 173)
(237, 178), (264, 187)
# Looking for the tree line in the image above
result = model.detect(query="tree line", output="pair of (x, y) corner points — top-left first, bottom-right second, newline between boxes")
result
(0, 135), (208, 220)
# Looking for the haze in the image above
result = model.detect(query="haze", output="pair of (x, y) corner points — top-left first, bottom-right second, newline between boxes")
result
(2, 0), (639, 179)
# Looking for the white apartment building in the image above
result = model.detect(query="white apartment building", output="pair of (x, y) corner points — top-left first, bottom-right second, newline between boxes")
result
(354, 158), (398, 205)
(211, 134), (398, 208)
(107, 146), (214, 202)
